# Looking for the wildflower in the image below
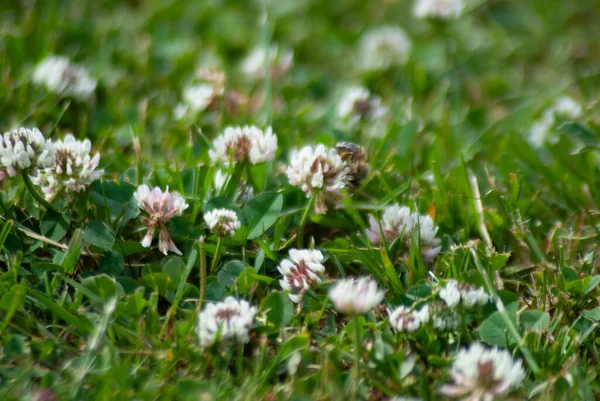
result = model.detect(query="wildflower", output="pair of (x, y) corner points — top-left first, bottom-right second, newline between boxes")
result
(286, 144), (346, 214)
(439, 279), (489, 309)
(388, 305), (430, 333)
(440, 342), (526, 400)
(196, 297), (257, 347)
(358, 26), (411, 71)
(209, 126), (278, 165)
(328, 277), (385, 314)
(278, 249), (326, 303)
(134, 184), (189, 255)
(336, 87), (388, 137)
(366, 204), (442, 262)
(241, 45), (293, 79)
(32, 135), (103, 200)
(0, 127), (54, 180)
(428, 301), (459, 331)
(413, 0), (465, 19)
(204, 208), (241, 237)
(32, 55), (97, 100)
(529, 96), (583, 147)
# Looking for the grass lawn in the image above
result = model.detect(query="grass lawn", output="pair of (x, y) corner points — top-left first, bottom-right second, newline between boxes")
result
(1, 0), (600, 400)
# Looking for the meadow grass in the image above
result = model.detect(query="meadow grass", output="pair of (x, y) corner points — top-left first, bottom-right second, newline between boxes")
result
(1, 1), (600, 400)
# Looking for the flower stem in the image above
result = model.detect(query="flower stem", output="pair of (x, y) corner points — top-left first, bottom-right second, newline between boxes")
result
(296, 193), (316, 248)
(21, 171), (57, 212)
(209, 236), (223, 275)
(199, 236), (207, 308)
(353, 316), (361, 398)
(236, 342), (244, 382)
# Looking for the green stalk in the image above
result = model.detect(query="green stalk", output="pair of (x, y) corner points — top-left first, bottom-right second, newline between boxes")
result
(296, 192), (316, 248)
(469, 247), (541, 377)
(210, 236), (224, 275)
(354, 316), (362, 398)
(199, 236), (207, 308)
(21, 171), (57, 211)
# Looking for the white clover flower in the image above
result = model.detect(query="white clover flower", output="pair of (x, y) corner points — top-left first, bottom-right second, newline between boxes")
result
(209, 126), (277, 165)
(336, 86), (388, 137)
(428, 301), (459, 331)
(32, 134), (103, 200)
(0, 127), (54, 180)
(175, 83), (222, 120)
(134, 184), (189, 255)
(366, 204), (441, 262)
(388, 304), (429, 333)
(413, 0), (465, 20)
(204, 208), (241, 237)
(286, 144), (346, 214)
(358, 26), (411, 71)
(32, 55), (97, 100)
(439, 279), (489, 309)
(278, 249), (326, 303)
(241, 45), (293, 79)
(328, 277), (385, 314)
(529, 96), (583, 147)
(196, 297), (257, 347)
(439, 279), (461, 308)
(441, 342), (526, 400)
(461, 286), (489, 309)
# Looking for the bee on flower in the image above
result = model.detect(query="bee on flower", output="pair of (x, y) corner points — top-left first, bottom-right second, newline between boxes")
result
(134, 185), (189, 255)
(286, 144), (347, 214)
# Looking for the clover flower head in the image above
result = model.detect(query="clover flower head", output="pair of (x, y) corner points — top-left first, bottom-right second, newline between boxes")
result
(413, 0), (465, 20)
(359, 26), (412, 71)
(529, 96), (583, 147)
(0, 127), (54, 180)
(204, 208), (241, 237)
(328, 277), (385, 314)
(241, 45), (293, 79)
(278, 249), (326, 303)
(209, 126), (277, 165)
(196, 297), (257, 347)
(366, 204), (441, 262)
(286, 144), (346, 214)
(337, 87), (388, 137)
(441, 342), (526, 400)
(32, 134), (103, 200)
(439, 279), (489, 309)
(134, 184), (189, 255)
(429, 301), (460, 331)
(32, 55), (97, 100)
(388, 304), (430, 333)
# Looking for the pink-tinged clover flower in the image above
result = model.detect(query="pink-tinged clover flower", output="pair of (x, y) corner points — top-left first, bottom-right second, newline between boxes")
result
(278, 249), (326, 303)
(441, 342), (526, 401)
(134, 184), (189, 255)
